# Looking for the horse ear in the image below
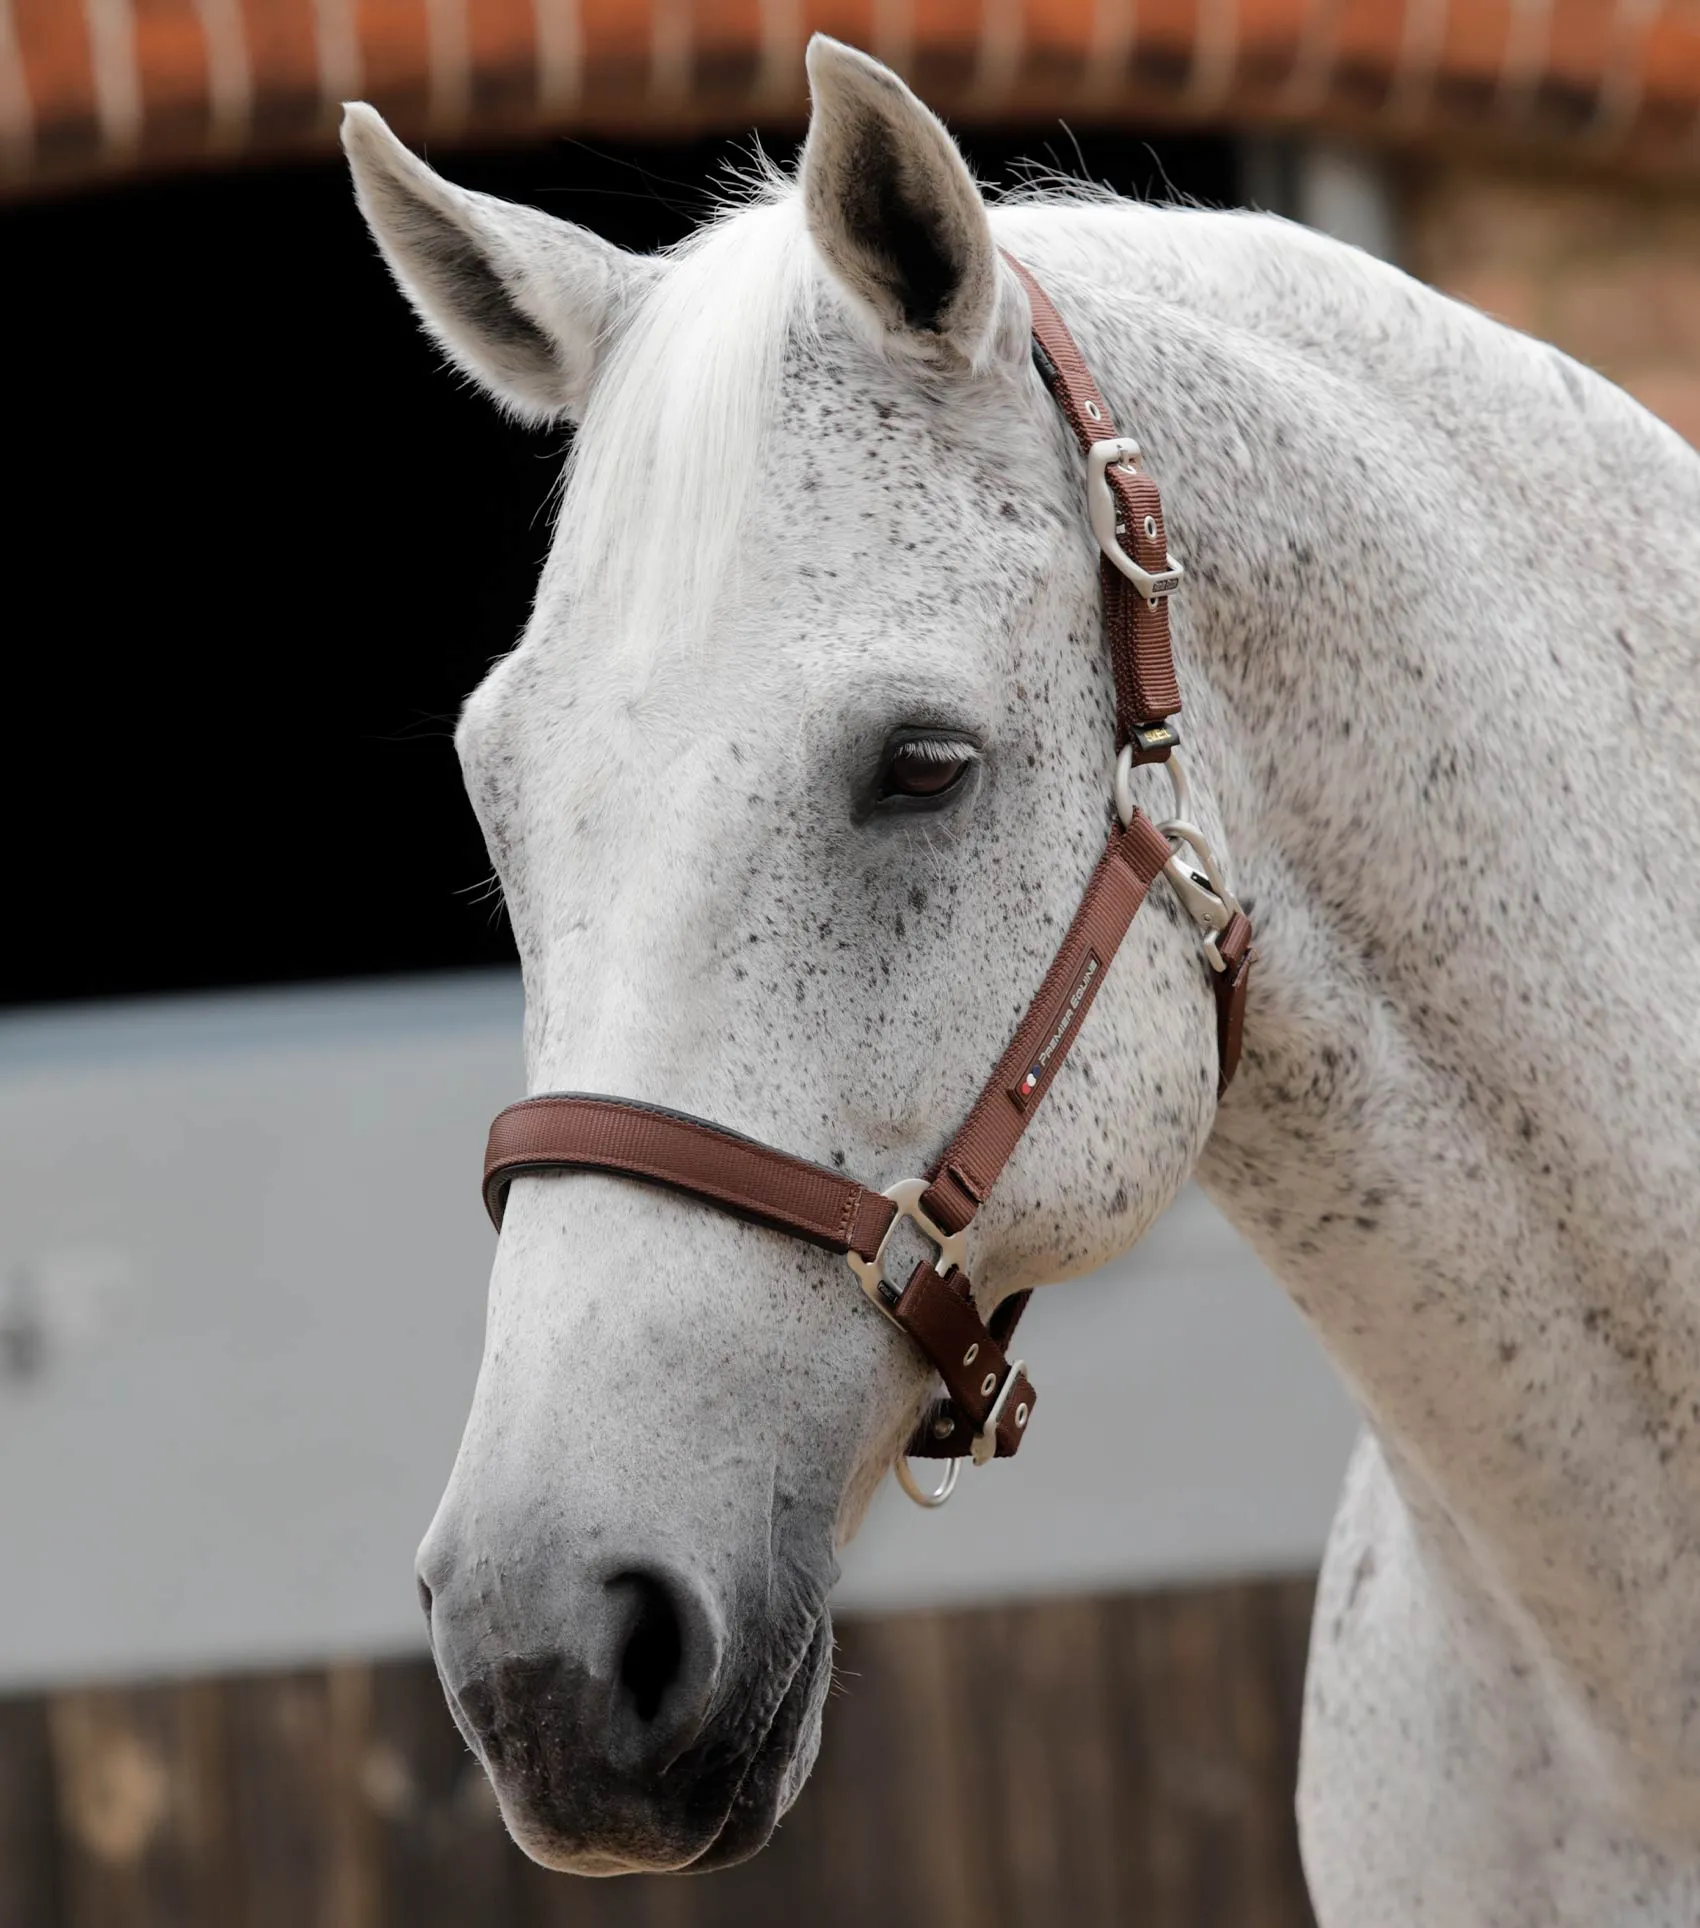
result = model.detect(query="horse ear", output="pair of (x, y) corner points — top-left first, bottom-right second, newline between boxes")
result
(800, 37), (1014, 370)
(341, 104), (648, 424)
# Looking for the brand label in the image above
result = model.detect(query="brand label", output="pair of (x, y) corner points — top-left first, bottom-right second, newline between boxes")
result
(1012, 952), (1101, 1107)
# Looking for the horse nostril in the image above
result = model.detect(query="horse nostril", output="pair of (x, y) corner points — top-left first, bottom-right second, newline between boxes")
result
(618, 1574), (684, 1724)
(416, 1574), (434, 1622)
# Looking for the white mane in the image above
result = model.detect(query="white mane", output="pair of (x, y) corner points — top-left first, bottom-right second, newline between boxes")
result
(554, 187), (816, 653)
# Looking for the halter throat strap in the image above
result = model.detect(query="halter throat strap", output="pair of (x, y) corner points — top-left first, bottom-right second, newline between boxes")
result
(480, 257), (1253, 1485)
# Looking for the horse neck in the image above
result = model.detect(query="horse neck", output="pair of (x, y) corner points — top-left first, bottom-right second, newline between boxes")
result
(1019, 202), (1700, 1747)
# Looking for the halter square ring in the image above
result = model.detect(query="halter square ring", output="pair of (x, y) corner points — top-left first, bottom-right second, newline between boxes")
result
(845, 1178), (968, 1317)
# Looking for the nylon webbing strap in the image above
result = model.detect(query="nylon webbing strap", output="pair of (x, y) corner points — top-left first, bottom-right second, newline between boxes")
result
(920, 812), (1173, 1237)
(1002, 251), (1183, 756)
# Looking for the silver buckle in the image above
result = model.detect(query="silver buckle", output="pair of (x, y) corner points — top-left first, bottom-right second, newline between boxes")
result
(853, 1196), (1031, 1502)
(850, 1183), (975, 1511)
(971, 1357), (1029, 1467)
(845, 1178), (967, 1320)
(1086, 439), (1185, 603)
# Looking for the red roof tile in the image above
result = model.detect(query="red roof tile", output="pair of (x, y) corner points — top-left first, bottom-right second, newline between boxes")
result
(7, 0), (1700, 195)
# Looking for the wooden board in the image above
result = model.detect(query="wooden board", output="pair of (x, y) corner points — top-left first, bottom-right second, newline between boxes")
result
(0, 1578), (1318, 1928)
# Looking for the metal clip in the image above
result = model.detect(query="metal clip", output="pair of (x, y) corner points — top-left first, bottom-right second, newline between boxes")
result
(1086, 440), (1185, 603)
(1114, 746), (1244, 972)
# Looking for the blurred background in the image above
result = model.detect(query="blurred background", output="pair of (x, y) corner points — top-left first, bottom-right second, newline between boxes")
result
(4, 2), (1699, 1923)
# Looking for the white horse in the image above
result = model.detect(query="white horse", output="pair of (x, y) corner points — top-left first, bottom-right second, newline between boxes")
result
(344, 39), (1700, 1923)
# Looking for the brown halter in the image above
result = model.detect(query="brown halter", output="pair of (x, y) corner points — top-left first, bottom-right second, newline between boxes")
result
(482, 256), (1254, 1507)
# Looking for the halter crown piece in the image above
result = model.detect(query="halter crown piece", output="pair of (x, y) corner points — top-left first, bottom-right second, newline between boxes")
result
(481, 256), (1255, 1509)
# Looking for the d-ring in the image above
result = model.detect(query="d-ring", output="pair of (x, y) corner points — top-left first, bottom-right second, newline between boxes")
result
(1115, 738), (1192, 832)
(896, 1455), (961, 1508)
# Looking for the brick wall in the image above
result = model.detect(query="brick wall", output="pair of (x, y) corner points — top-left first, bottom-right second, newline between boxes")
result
(1404, 161), (1700, 445)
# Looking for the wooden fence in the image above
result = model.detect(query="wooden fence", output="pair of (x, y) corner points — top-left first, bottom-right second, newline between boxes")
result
(0, 1577), (1317, 1928)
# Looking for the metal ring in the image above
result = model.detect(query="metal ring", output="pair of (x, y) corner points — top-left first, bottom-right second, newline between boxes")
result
(896, 1455), (961, 1508)
(1157, 821), (1238, 932)
(1114, 740), (1193, 831)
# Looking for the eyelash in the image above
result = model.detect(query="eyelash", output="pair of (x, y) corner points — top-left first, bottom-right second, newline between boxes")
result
(876, 734), (980, 807)
(898, 738), (970, 765)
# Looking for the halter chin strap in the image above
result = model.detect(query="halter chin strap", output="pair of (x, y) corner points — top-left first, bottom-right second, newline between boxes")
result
(481, 256), (1254, 1502)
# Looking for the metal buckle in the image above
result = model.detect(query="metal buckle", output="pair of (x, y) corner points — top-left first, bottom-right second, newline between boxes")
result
(845, 1178), (967, 1320)
(891, 1352), (1029, 1505)
(849, 1183), (975, 1510)
(1086, 439), (1185, 603)
(971, 1357), (1029, 1467)
(1114, 745), (1244, 972)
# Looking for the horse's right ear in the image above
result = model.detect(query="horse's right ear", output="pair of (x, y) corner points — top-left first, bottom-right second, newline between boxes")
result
(341, 104), (648, 424)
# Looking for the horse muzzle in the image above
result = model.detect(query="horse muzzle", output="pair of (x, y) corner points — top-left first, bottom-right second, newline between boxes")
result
(419, 1546), (833, 1872)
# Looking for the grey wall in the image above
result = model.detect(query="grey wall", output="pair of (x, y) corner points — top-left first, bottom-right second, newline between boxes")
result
(0, 975), (1356, 1689)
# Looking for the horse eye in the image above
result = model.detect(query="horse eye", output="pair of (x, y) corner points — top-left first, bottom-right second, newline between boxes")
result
(878, 737), (977, 803)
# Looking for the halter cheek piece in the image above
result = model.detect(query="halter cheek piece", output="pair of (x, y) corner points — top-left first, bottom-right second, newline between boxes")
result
(481, 256), (1255, 1510)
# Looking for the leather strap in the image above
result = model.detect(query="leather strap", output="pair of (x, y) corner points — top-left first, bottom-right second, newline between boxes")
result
(893, 1263), (1036, 1459)
(1004, 252), (1183, 759)
(1212, 911), (1255, 1097)
(476, 256), (1253, 1479)
(482, 1095), (1036, 1460)
(484, 1095), (897, 1256)
(479, 816), (1168, 1463)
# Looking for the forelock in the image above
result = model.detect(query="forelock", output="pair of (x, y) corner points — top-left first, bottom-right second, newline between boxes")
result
(551, 187), (818, 657)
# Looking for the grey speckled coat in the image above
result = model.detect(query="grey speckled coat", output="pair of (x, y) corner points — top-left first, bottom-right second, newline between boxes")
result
(344, 37), (1700, 1923)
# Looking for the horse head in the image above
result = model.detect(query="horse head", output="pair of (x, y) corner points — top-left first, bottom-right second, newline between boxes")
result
(344, 38), (1220, 1873)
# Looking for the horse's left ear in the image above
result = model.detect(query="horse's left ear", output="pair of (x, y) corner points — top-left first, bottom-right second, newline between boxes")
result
(801, 37), (1021, 371)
